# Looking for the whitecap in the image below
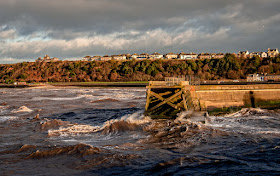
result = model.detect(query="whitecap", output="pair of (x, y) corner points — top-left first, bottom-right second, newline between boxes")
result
(48, 124), (100, 137)
(11, 106), (33, 113)
(32, 96), (82, 101)
(119, 110), (151, 125)
(0, 116), (19, 122)
(224, 108), (268, 118)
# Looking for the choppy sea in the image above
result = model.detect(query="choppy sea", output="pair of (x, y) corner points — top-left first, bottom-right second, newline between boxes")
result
(0, 87), (279, 176)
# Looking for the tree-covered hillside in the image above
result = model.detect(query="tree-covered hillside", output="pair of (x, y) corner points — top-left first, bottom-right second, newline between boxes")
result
(1, 54), (280, 83)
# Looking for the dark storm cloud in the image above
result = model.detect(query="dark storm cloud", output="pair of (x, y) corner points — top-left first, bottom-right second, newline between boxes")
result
(0, 0), (279, 63)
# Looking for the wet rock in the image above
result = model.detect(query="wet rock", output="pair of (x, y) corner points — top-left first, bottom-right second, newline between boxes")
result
(0, 102), (8, 106)
(154, 131), (169, 138)
(33, 114), (40, 120)
(17, 144), (37, 153)
(26, 144), (102, 159)
(102, 120), (138, 134)
(141, 118), (232, 148)
(39, 119), (71, 131)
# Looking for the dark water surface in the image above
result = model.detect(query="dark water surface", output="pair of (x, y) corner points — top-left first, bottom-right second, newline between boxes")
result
(0, 87), (279, 176)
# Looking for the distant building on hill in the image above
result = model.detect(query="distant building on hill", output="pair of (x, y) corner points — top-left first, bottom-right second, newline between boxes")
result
(178, 52), (198, 59)
(198, 53), (211, 59)
(35, 55), (59, 62)
(130, 53), (139, 60)
(247, 73), (280, 82)
(82, 56), (101, 61)
(212, 53), (225, 59)
(149, 52), (163, 59)
(260, 52), (268, 58)
(100, 55), (112, 61)
(164, 53), (178, 59)
(112, 54), (127, 60)
(82, 56), (91, 61)
(138, 53), (149, 60)
(238, 51), (250, 58)
(267, 48), (279, 58)
(91, 56), (101, 61)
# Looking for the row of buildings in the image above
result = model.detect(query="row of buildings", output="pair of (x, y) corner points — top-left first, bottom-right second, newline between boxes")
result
(82, 48), (279, 61)
(247, 73), (280, 82)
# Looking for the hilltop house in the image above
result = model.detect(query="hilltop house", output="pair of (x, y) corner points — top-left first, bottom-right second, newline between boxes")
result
(91, 56), (101, 61)
(100, 55), (112, 61)
(198, 53), (212, 59)
(249, 52), (268, 58)
(267, 48), (279, 58)
(164, 53), (178, 59)
(149, 52), (163, 59)
(260, 52), (268, 58)
(137, 53), (149, 60)
(35, 55), (59, 62)
(112, 54), (127, 60)
(36, 57), (43, 62)
(249, 52), (260, 58)
(238, 51), (250, 58)
(130, 53), (139, 60)
(212, 53), (224, 59)
(178, 52), (198, 59)
(82, 56), (91, 61)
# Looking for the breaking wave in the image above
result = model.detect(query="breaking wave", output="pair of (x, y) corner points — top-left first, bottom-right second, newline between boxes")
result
(205, 108), (280, 136)
(48, 111), (151, 137)
(48, 124), (100, 137)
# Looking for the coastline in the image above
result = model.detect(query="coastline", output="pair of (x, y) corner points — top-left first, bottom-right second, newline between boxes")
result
(0, 82), (149, 88)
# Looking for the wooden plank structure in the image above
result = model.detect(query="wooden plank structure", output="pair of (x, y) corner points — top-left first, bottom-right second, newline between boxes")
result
(144, 77), (200, 119)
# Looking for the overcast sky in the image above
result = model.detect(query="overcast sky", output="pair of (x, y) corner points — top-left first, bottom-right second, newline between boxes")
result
(0, 0), (280, 63)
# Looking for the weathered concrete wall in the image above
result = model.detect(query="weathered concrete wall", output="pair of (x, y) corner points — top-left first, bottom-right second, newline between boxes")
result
(199, 84), (280, 90)
(194, 84), (280, 110)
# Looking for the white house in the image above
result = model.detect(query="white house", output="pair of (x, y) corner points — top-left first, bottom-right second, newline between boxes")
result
(137, 53), (149, 59)
(100, 55), (112, 61)
(112, 54), (127, 60)
(130, 53), (139, 59)
(260, 52), (268, 58)
(164, 53), (178, 59)
(238, 51), (250, 58)
(149, 52), (163, 59)
(178, 52), (198, 59)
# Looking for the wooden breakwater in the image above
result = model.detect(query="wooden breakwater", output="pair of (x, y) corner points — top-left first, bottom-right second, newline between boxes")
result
(144, 77), (200, 119)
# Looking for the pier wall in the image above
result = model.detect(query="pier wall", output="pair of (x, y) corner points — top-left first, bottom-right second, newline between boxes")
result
(195, 84), (280, 110)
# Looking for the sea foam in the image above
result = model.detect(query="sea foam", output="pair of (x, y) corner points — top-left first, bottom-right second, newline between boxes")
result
(0, 116), (19, 122)
(11, 106), (33, 113)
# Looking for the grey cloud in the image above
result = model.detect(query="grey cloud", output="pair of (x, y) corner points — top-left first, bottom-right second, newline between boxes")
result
(0, 0), (279, 63)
